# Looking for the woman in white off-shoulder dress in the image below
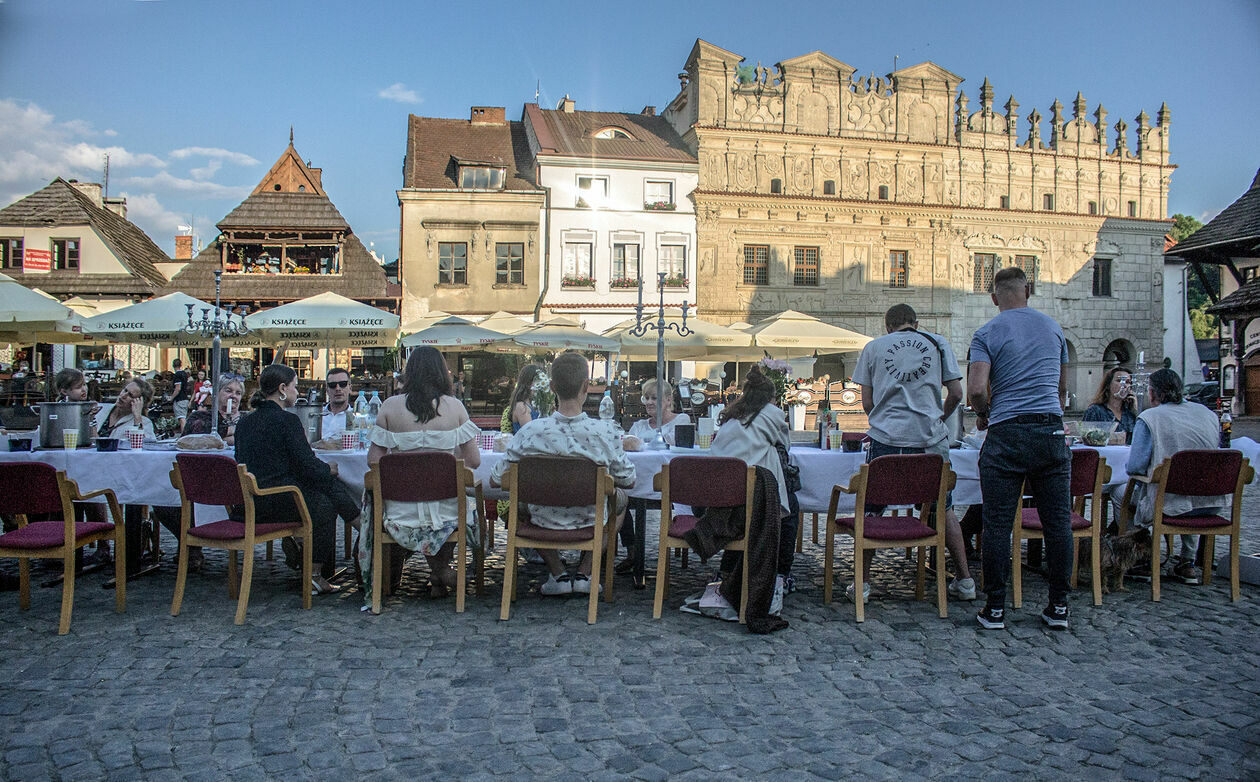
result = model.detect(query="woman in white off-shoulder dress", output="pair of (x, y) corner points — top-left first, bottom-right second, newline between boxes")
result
(360, 347), (481, 602)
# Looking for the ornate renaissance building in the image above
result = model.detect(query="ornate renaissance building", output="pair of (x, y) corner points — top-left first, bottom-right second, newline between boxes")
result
(663, 40), (1173, 406)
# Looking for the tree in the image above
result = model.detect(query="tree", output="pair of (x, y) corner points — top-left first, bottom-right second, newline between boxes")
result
(1170, 213), (1219, 311)
(1189, 306), (1219, 340)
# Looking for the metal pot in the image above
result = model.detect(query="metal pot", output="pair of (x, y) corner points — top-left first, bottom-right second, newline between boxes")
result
(288, 402), (323, 445)
(36, 401), (96, 449)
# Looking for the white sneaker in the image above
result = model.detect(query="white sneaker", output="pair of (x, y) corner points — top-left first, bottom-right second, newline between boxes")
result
(540, 573), (573, 596)
(846, 581), (871, 603)
(948, 577), (977, 601)
(769, 575), (785, 616)
(571, 573), (601, 595)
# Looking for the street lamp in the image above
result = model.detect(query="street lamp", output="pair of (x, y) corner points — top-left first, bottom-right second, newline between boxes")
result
(182, 269), (250, 437)
(629, 272), (692, 451)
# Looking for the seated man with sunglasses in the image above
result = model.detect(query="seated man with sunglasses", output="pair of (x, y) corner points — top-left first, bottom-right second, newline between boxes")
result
(322, 367), (355, 438)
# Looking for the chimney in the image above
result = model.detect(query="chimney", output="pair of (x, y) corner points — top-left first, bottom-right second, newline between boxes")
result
(470, 106), (506, 125)
(641, 105), (656, 116)
(69, 180), (103, 207)
(558, 95), (575, 113)
(103, 197), (127, 219)
(175, 235), (193, 260)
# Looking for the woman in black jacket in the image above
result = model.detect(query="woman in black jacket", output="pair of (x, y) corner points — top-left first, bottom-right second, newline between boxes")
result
(234, 363), (359, 594)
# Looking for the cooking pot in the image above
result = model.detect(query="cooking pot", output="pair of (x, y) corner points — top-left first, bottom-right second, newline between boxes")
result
(36, 401), (96, 449)
(288, 402), (323, 445)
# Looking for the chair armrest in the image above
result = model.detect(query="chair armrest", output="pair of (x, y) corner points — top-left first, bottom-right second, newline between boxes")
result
(75, 487), (118, 503)
(653, 472), (663, 492)
(835, 482), (855, 495)
(254, 484), (302, 498)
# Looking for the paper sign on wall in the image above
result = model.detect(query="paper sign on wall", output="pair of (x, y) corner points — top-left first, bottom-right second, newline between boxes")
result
(23, 248), (51, 272)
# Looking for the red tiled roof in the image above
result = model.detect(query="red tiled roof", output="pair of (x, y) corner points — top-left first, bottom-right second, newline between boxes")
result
(403, 116), (539, 191)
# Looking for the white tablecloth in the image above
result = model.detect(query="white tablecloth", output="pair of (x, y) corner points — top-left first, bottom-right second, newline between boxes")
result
(0, 444), (1131, 518)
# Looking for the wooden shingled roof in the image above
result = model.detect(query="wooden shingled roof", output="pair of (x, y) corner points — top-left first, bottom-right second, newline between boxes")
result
(0, 178), (169, 292)
(404, 115), (539, 191)
(526, 104), (696, 164)
(1168, 169), (1260, 259)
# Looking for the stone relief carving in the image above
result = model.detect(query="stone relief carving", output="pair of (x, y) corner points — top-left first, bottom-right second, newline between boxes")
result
(733, 93), (783, 125)
(819, 156), (840, 179)
(847, 162), (867, 195)
(902, 164), (922, 200)
(907, 99), (939, 143)
(796, 90), (832, 134)
(701, 152), (725, 187)
(701, 83), (721, 124)
(846, 74), (894, 133)
(734, 153), (756, 189)
(792, 157), (812, 192)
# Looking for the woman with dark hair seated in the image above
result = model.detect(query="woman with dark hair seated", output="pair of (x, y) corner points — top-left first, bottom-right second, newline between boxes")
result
(182, 374), (246, 445)
(234, 363), (359, 595)
(361, 346), (481, 602)
(1083, 365), (1137, 444)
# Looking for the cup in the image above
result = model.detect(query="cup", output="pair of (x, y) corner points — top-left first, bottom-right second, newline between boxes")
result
(341, 432), (357, 451)
(62, 430), (79, 450)
(695, 432), (713, 449)
(828, 430), (843, 450)
(127, 431), (145, 451)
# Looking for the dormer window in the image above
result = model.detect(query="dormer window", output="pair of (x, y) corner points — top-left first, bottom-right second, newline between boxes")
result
(459, 166), (505, 190)
(594, 127), (633, 140)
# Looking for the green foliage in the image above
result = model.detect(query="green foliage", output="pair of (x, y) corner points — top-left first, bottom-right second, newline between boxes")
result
(1171, 213), (1219, 311)
(1169, 213), (1203, 244)
(1189, 307), (1219, 340)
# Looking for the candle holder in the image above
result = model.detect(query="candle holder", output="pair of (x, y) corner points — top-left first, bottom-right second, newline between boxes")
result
(628, 272), (692, 451)
(182, 269), (250, 436)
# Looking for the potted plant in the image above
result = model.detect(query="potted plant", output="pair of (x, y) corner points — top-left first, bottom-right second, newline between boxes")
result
(644, 200), (676, 211)
(662, 274), (689, 288)
(609, 277), (639, 289)
(562, 274), (596, 288)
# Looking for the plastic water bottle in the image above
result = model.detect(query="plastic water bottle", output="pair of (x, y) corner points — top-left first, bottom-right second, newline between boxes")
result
(599, 390), (615, 421)
(367, 390), (381, 428)
(354, 389), (368, 416)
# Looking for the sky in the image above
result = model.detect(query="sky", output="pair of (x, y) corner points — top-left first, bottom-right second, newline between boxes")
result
(1, 0), (1257, 262)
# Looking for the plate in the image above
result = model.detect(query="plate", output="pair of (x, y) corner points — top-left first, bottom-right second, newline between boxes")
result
(142, 441), (179, 451)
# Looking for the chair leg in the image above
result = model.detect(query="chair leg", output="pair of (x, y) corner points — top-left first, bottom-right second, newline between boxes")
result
(1202, 535), (1215, 586)
(1151, 534), (1161, 602)
(1070, 537), (1080, 589)
(1091, 532), (1102, 606)
(455, 532), (467, 614)
(113, 528), (126, 613)
(812, 513), (819, 544)
(58, 548), (75, 635)
(935, 544), (947, 618)
(653, 539), (670, 620)
(233, 546), (255, 625)
(372, 524), (384, 616)
(739, 547), (749, 625)
(854, 540), (865, 623)
(603, 525), (615, 605)
(301, 531), (313, 611)
(171, 538), (189, 616)
(915, 547), (926, 601)
(795, 511), (803, 553)
(18, 559), (30, 610)
(1012, 535), (1024, 610)
(227, 550), (239, 599)
(1229, 532), (1240, 601)
(823, 527), (835, 605)
(344, 519), (352, 560)
(499, 538), (517, 620)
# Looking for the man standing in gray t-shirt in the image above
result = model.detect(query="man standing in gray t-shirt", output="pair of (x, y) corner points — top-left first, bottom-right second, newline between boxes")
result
(851, 304), (974, 603)
(967, 266), (1073, 632)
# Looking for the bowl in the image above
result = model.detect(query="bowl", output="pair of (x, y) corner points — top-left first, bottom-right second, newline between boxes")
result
(8, 438), (33, 452)
(1075, 420), (1118, 447)
(95, 438), (121, 452)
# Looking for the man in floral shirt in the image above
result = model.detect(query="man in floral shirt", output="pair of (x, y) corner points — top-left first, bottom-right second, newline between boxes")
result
(491, 351), (635, 595)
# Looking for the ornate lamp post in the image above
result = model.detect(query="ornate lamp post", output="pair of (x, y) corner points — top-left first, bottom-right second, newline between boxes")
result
(629, 272), (692, 451)
(182, 269), (250, 436)
(1131, 350), (1150, 413)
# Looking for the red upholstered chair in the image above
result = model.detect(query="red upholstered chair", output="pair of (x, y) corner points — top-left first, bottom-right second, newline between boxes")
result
(824, 453), (954, 622)
(499, 456), (616, 624)
(0, 463), (126, 634)
(169, 453), (313, 625)
(651, 456), (754, 621)
(1139, 450), (1253, 602)
(1012, 449), (1111, 608)
(365, 452), (485, 615)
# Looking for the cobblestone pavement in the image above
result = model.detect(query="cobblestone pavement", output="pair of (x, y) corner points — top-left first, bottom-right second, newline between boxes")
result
(2, 477), (1258, 780)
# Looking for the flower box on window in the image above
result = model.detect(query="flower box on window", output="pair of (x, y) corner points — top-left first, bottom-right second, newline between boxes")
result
(609, 277), (639, 289)
(644, 201), (676, 211)
(562, 275), (596, 288)
(576, 197), (592, 209)
(224, 263), (242, 272)
(662, 275), (689, 288)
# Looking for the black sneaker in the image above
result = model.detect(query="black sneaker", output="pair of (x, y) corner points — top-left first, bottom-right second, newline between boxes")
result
(1041, 603), (1069, 630)
(976, 605), (1005, 630)
(1125, 564), (1152, 583)
(280, 536), (301, 571)
(1169, 562), (1202, 585)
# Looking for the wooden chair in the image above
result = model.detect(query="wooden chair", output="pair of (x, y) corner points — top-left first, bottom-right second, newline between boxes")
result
(652, 456), (754, 621)
(1122, 450), (1253, 602)
(0, 463), (126, 634)
(1012, 449), (1111, 608)
(499, 456), (616, 624)
(824, 453), (954, 622)
(365, 451), (485, 614)
(169, 453), (313, 625)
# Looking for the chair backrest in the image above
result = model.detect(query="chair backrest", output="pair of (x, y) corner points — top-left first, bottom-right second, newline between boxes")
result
(0, 462), (64, 515)
(667, 456), (749, 508)
(1069, 448), (1102, 496)
(516, 456), (600, 507)
(1164, 449), (1242, 497)
(865, 453), (944, 506)
(175, 453), (245, 506)
(378, 451), (459, 502)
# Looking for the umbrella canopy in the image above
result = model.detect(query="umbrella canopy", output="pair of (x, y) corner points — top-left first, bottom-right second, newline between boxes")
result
(603, 314), (751, 359)
(476, 311), (533, 334)
(245, 292), (400, 349)
(510, 316), (619, 353)
(744, 310), (871, 354)
(398, 310), (453, 335)
(79, 291), (221, 347)
(400, 315), (508, 351)
(0, 273), (95, 343)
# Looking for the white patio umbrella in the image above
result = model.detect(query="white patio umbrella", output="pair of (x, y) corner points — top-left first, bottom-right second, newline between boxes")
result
(509, 316), (619, 353)
(476, 311), (532, 334)
(745, 309), (871, 353)
(79, 291), (222, 347)
(400, 315), (509, 351)
(602, 314), (751, 360)
(398, 310), (453, 335)
(0, 274), (94, 343)
(244, 292), (400, 349)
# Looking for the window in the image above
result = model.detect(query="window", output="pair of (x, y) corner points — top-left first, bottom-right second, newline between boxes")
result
(495, 242), (524, 285)
(1043, 193), (1055, 210)
(743, 245), (769, 285)
(594, 127), (632, 139)
(1014, 254), (1037, 295)
(823, 180), (835, 195)
(576, 175), (608, 208)
(1242, 266), (1259, 283)
(562, 242), (593, 281)
(438, 242), (467, 285)
(888, 250), (909, 288)
(612, 243), (640, 281)
(973, 253), (998, 293)
(53, 238), (79, 270)
(459, 166), (505, 190)
(878, 185), (889, 200)
(1127, 200), (1138, 217)
(644, 180), (674, 209)
(793, 246), (820, 286)
(769, 178), (782, 194)
(660, 245), (687, 285)
(1000, 195), (1010, 209)
(1088, 201), (1098, 215)
(0, 238), (22, 269)
(1092, 257), (1112, 297)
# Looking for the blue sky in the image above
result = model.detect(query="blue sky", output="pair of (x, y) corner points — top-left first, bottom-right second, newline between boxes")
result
(1, 0), (1257, 261)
